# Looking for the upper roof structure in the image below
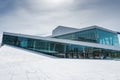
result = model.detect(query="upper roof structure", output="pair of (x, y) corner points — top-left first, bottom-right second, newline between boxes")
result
(52, 25), (117, 37)
(52, 25), (79, 36)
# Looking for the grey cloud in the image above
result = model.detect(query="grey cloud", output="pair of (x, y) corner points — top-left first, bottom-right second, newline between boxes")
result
(70, 0), (120, 17)
(74, 0), (120, 9)
(0, 0), (28, 15)
(0, 0), (15, 15)
(22, 0), (75, 15)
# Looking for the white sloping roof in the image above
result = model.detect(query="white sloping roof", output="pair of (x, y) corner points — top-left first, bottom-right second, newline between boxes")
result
(0, 45), (52, 63)
(3, 32), (120, 51)
(0, 45), (120, 80)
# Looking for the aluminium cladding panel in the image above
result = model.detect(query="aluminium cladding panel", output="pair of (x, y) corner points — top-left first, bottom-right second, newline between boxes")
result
(52, 26), (79, 36)
(3, 32), (120, 51)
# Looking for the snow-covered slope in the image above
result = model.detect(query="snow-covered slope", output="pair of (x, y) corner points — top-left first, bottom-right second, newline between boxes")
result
(0, 45), (120, 80)
(0, 45), (52, 63)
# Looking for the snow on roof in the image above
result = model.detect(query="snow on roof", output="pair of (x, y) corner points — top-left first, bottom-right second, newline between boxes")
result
(3, 32), (120, 51)
(0, 45), (53, 63)
(0, 45), (120, 80)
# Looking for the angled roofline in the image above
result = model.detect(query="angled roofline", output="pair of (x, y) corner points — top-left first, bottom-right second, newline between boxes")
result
(52, 25), (78, 32)
(52, 25), (79, 36)
(3, 32), (120, 51)
(52, 25), (117, 37)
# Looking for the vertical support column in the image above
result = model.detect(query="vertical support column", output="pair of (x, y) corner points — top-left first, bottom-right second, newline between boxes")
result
(83, 47), (85, 59)
(48, 42), (51, 53)
(53, 43), (56, 56)
(33, 40), (36, 50)
(64, 44), (66, 58)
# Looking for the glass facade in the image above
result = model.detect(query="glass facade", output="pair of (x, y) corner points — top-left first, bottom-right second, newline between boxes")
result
(54, 29), (97, 43)
(54, 28), (119, 46)
(96, 29), (119, 46)
(2, 34), (120, 59)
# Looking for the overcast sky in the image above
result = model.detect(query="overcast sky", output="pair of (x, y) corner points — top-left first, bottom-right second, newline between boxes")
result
(0, 0), (120, 42)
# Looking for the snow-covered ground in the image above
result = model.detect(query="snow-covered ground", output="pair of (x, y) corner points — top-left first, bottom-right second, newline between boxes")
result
(0, 45), (120, 80)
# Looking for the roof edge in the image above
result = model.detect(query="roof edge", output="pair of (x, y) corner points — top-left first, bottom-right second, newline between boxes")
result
(52, 25), (117, 37)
